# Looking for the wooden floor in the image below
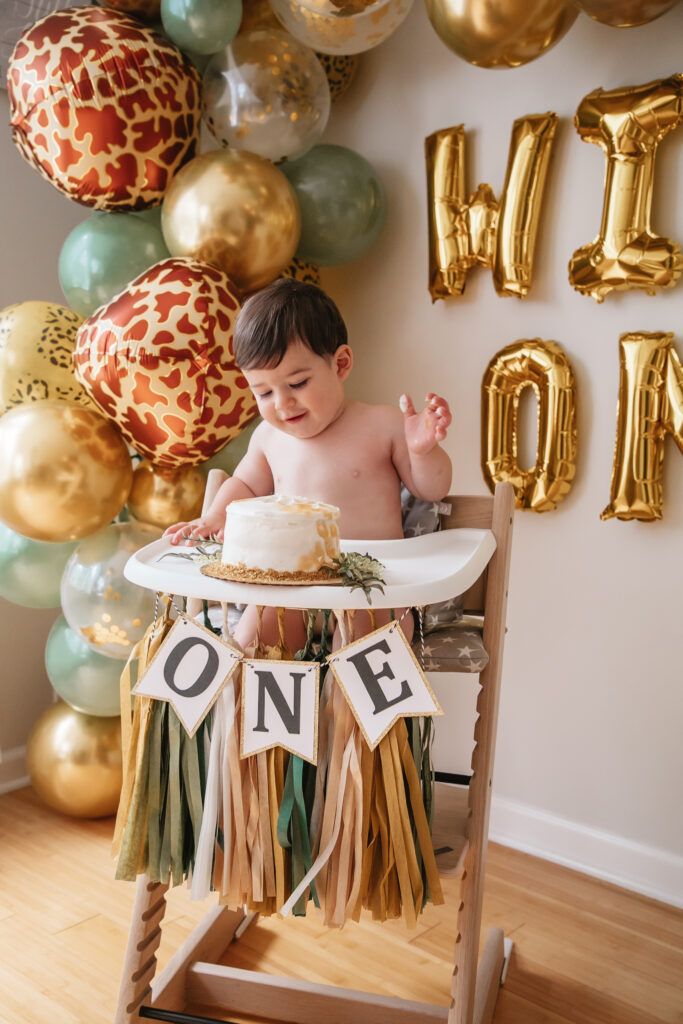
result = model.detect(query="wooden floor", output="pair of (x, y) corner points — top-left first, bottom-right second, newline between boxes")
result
(1, 787), (682, 1024)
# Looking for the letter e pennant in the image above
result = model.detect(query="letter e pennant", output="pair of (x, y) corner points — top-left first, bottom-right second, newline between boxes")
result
(241, 659), (320, 764)
(133, 615), (241, 737)
(328, 621), (443, 749)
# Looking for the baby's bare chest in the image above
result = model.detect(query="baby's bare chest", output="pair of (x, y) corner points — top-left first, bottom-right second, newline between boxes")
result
(265, 434), (397, 502)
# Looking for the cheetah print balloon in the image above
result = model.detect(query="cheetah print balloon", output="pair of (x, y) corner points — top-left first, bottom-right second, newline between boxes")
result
(0, 301), (94, 414)
(73, 258), (257, 468)
(316, 53), (359, 102)
(7, 6), (201, 210)
(281, 258), (321, 287)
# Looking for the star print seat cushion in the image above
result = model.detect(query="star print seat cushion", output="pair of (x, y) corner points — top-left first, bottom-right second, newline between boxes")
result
(401, 487), (464, 629)
(416, 626), (489, 673)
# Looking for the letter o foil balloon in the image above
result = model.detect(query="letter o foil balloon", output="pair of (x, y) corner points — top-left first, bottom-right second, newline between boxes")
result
(425, 0), (577, 68)
(161, 151), (301, 293)
(482, 340), (577, 512)
(0, 301), (93, 413)
(270, 0), (414, 54)
(7, 6), (201, 210)
(73, 258), (257, 468)
(575, 0), (678, 26)
(61, 522), (160, 659)
(0, 401), (132, 542)
(26, 702), (122, 819)
(203, 29), (330, 162)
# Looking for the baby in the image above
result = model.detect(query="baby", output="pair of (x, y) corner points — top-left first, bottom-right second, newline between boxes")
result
(165, 279), (452, 651)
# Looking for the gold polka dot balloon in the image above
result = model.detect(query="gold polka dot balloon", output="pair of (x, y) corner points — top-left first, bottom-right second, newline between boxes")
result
(269, 0), (414, 55)
(7, 6), (201, 210)
(60, 522), (160, 660)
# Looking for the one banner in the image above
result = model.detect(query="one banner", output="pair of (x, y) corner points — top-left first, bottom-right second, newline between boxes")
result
(241, 659), (320, 764)
(327, 620), (443, 749)
(133, 614), (241, 737)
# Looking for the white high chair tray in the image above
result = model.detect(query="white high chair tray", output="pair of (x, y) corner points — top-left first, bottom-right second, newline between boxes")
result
(124, 529), (496, 610)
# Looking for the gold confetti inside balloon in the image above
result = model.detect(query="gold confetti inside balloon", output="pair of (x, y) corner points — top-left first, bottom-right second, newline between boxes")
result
(73, 258), (256, 468)
(575, 0), (678, 27)
(203, 29), (330, 162)
(162, 151), (301, 293)
(270, 0), (414, 54)
(128, 461), (206, 529)
(424, 0), (577, 68)
(0, 401), (132, 542)
(0, 302), (93, 413)
(7, 6), (200, 209)
(27, 702), (122, 819)
(61, 522), (160, 660)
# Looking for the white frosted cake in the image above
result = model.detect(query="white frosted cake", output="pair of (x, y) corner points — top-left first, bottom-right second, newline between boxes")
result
(218, 494), (341, 583)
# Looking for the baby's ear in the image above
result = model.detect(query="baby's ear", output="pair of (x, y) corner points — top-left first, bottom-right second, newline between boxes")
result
(335, 344), (354, 380)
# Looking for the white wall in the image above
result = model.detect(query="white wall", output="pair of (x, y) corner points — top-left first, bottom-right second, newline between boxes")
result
(320, 7), (683, 903)
(1, 10), (682, 903)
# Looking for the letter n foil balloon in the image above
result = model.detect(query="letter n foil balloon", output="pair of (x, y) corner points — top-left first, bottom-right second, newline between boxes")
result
(7, 7), (200, 210)
(602, 333), (683, 521)
(73, 258), (257, 468)
(426, 114), (558, 301)
(482, 340), (577, 512)
(569, 76), (683, 301)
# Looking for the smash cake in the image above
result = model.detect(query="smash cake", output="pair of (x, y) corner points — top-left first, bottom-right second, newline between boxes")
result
(201, 494), (341, 584)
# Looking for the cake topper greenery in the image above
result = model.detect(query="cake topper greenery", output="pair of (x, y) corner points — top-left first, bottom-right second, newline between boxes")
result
(161, 542), (385, 601)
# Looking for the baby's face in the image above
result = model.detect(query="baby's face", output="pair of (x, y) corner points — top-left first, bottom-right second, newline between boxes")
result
(242, 339), (352, 439)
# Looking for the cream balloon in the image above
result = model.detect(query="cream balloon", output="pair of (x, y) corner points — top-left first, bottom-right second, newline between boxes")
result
(26, 702), (122, 819)
(0, 401), (132, 542)
(424, 0), (577, 68)
(161, 150), (301, 293)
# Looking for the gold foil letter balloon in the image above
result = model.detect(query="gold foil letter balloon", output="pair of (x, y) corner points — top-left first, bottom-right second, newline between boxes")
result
(602, 333), (683, 522)
(161, 151), (301, 293)
(569, 76), (683, 301)
(73, 258), (257, 468)
(426, 115), (558, 301)
(0, 401), (132, 542)
(26, 702), (122, 818)
(7, 7), (200, 210)
(0, 302), (92, 412)
(203, 30), (331, 162)
(424, 0), (577, 68)
(61, 522), (159, 659)
(482, 340), (577, 512)
(269, 0), (414, 55)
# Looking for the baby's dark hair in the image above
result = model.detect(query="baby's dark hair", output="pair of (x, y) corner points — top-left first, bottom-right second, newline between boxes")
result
(234, 278), (348, 369)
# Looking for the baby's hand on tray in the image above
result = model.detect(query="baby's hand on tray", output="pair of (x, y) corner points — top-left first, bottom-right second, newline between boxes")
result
(164, 510), (225, 546)
(400, 393), (452, 455)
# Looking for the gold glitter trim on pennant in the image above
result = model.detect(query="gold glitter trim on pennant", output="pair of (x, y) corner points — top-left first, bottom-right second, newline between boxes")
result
(200, 562), (342, 585)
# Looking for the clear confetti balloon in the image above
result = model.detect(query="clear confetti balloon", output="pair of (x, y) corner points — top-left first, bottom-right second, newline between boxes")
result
(61, 522), (160, 660)
(203, 29), (330, 161)
(269, 0), (414, 55)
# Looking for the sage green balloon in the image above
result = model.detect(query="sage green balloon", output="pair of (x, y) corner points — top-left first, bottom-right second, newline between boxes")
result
(161, 0), (243, 55)
(45, 616), (122, 717)
(59, 211), (170, 317)
(281, 144), (387, 266)
(0, 523), (76, 609)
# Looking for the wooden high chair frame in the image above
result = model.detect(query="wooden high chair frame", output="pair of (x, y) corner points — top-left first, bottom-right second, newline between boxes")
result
(114, 474), (515, 1024)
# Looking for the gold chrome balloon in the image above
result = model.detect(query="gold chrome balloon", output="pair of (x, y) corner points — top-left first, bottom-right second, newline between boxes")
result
(0, 401), (132, 542)
(424, 0), (577, 68)
(128, 461), (206, 529)
(26, 702), (122, 819)
(569, 76), (683, 302)
(576, 0), (678, 27)
(601, 333), (683, 522)
(100, 0), (161, 17)
(0, 301), (92, 413)
(161, 151), (301, 293)
(482, 340), (577, 512)
(240, 0), (280, 31)
(426, 115), (558, 301)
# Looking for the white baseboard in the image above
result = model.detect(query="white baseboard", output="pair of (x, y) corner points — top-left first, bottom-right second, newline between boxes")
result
(490, 793), (683, 909)
(0, 745), (29, 795)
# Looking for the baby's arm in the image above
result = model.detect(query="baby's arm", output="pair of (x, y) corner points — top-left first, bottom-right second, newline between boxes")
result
(390, 393), (452, 501)
(165, 425), (274, 544)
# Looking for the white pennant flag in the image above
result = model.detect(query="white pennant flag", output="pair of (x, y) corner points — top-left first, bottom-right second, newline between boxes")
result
(241, 659), (320, 764)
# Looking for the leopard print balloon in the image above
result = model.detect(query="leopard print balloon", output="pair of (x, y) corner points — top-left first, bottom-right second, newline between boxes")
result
(7, 6), (201, 210)
(315, 52), (360, 102)
(0, 301), (93, 414)
(281, 258), (321, 287)
(73, 258), (257, 468)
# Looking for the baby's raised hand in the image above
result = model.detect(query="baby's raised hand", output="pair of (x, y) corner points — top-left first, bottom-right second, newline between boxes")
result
(164, 511), (225, 546)
(400, 393), (452, 454)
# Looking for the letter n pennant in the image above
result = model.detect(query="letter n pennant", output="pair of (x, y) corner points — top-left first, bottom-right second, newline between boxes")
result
(327, 621), (443, 750)
(241, 660), (320, 764)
